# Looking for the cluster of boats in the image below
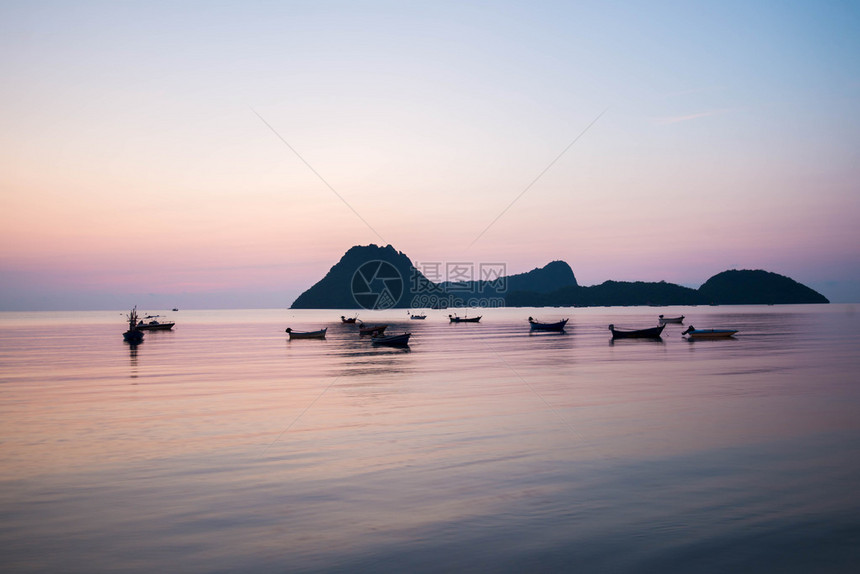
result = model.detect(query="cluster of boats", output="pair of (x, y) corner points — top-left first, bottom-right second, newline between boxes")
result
(284, 313), (738, 347)
(122, 307), (176, 344)
(124, 307), (737, 348)
(609, 316), (738, 339)
(289, 321), (411, 347)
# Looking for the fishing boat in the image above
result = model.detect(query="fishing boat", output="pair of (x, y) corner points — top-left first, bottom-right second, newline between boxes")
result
(371, 332), (411, 347)
(341, 315), (358, 324)
(136, 315), (175, 331)
(658, 314), (685, 324)
(608, 324), (665, 339)
(285, 327), (327, 339)
(408, 311), (426, 320)
(123, 307), (144, 344)
(359, 324), (387, 336)
(528, 317), (568, 332)
(449, 314), (481, 323)
(681, 326), (738, 339)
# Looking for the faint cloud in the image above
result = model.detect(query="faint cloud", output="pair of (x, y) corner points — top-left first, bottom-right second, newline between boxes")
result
(653, 108), (732, 125)
(662, 86), (727, 98)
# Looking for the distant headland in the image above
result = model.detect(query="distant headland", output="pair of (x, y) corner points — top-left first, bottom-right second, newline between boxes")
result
(290, 244), (829, 309)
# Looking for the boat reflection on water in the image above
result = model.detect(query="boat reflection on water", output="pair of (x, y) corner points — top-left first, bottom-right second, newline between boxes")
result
(128, 343), (139, 379)
(609, 336), (666, 346)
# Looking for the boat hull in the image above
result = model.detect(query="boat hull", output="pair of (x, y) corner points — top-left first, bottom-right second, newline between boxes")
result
(137, 322), (175, 331)
(359, 325), (387, 336)
(529, 318), (568, 332)
(286, 328), (327, 339)
(371, 333), (411, 347)
(449, 316), (481, 323)
(658, 315), (684, 324)
(683, 329), (737, 339)
(609, 324), (665, 339)
(123, 330), (144, 344)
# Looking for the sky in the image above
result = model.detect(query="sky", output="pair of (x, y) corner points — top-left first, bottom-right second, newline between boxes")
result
(1, 0), (858, 310)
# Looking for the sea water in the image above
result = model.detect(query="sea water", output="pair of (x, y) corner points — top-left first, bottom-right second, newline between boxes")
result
(1, 305), (859, 572)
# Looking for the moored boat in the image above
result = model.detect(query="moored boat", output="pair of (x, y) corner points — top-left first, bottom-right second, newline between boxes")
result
(658, 314), (684, 324)
(408, 311), (426, 320)
(359, 324), (387, 336)
(286, 327), (327, 339)
(137, 315), (175, 331)
(123, 307), (144, 344)
(371, 332), (411, 347)
(608, 324), (665, 339)
(528, 317), (568, 332)
(681, 326), (738, 339)
(341, 315), (358, 324)
(449, 314), (481, 323)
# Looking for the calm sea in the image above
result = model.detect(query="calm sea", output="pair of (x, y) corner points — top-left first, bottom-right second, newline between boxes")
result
(1, 305), (859, 573)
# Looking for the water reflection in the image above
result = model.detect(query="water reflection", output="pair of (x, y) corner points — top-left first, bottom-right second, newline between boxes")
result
(608, 337), (665, 346)
(127, 342), (139, 379)
(3, 307), (860, 573)
(331, 345), (414, 378)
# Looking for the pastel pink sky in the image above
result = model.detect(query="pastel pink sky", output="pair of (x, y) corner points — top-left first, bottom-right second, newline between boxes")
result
(2, 1), (858, 309)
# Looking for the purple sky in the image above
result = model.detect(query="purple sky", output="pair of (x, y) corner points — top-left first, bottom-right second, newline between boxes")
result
(2, 1), (858, 309)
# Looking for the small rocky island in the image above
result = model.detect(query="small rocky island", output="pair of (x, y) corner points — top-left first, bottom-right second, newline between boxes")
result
(290, 244), (829, 309)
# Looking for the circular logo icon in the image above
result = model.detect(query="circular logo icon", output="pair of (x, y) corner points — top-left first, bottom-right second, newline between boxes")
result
(351, 260), (404, 310)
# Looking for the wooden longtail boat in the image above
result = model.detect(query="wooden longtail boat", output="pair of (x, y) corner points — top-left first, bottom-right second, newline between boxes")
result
(285, 327), (327, 339)
(681, 326), (738, 339)
(608, 324), (665, 339)
(528, 317), (568, 332)
(371, 333), (411, 347)
(359, 324), (387, 336)
(449, 314), (481, 323)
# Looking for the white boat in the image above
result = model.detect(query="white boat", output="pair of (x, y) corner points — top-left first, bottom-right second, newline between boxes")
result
(137, 315), (175, 331)
(682, 326), (737, 339)
(658, 314), (684, 324)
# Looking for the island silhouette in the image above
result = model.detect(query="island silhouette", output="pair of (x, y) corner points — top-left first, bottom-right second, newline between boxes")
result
(290, 244), (829, 309)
